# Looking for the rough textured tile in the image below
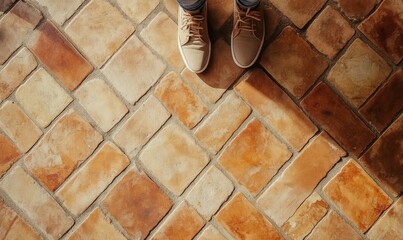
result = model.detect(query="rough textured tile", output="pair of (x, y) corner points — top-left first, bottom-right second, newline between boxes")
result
(152, 202), (205, 240)
(69, 208), (126, 240)
(195, 93), (250, 154)
(306, 211), (362, 240)
(208, 0), (233, 31)
(216, 193), (283, 240)
(334, 0), (377, 20)
(0, 0), (16, 14)
(0, 199), (16, 239)
(24, 110), (102, 191)
(282, 192), (329, 240)
(258, 132), (345, 225)
(367, 197), (403, 240)
(15, 68), (73, 128)
(186, 166), (234, 220)
(75, 78), (128, 132)
(359, 115), (403, 196)
(57, 142), (129, 215)
(65, 0), (134, 67)
(181, 39), (243, 103)
(140, 123), (209, 195)
(163, 0), (178, 17)
(113, 95), (170, 157)
(360, 68), (403, 131)
(0, 1), (42, 64)
(32, 0), (85, 25)
(359, 0), (403, 63)
(28, 21), (93, 91)
(235, 68), (317, 150)
(0, 166), (74, 239)
(269, 0), (326, 28)
(117, 0), (158, 23)
(218, 118), (291, 196)
(141, 12), (184, 70)
(102, 170), (172, 240)
(264, 7), (281, 42)
(0, 134), (21, 176)
(324, 160), (392, 232)
(261, 27), (328, 98)
(197, 226), (226, 240)
(102, 36), (166, 104)
(155, 72), (208, 129)
(0, 47), (37, 101)
(307, 6), (355, 59)
(0, 101), (42, 152)
(301, 82), (376, 157)
(327, 39), (391, 107)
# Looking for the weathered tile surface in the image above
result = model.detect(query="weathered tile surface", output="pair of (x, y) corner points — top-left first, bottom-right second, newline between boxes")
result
(155, 72), (208, 129)
(359, 0), (403, 63)
(32, 0), (85, 25)
(261, 27), (328, 98)
(102, 36), (166, 104)
(327, 39), (391, 107)
(334, 0), (377, 20)
(208, 0), (233, 31)
(0, 0), (16, 14)
(102, 170), (172, 240)
(0, 166), (73, 239)
(75, 78), (128, 132)
(0, 134), (21, 176)
(301, 82), (376, 157)
(235, 68), (317, 150)
(65, 0), (134, 67)
(57, 142), (129, 215)
(163, 0), (178, 17)
(258, 132), (345, 225)
(140, 122), (209, 195)
(24, 110), (102, 191)
(197, 226), (226, 240)
(117, 0), (158, 23)
(324, 160), (392, 232)
(0, 101), (42, 152)
(216, 193), (283, 240)
(218, 118), (291, 196)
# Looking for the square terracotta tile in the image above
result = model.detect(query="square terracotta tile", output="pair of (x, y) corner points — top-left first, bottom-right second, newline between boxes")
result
(24, 109), (102, 191)
(359, 0), (403, 63)
(139, 122), (209, 195)
(323, 160), (392, 232)
(117, 0), (158, 23)
(216, 193), (283, 240)
(235, 68), (317, 151)
(0, 47), (37, 101)
(307, 6), (355, 59)
(208, 0), (233, 31)
(141, 12), (184, 70)
(327, 39), (391, 108)
(261, 26), (328, 98)
(65, 0), (134, 67)
(15, 68), (73, 128)
(102, 170), (172, 240)
(197, 226), (226, 240)
(218, 118), (292, 196)
(31, 0), (85, 25)
(334, 0), (377, 21)
(155, 72), (208, 129)
(0, 101), (42, 152)
(102, 35), (166, 104)
(0, 133), (21, 177)
(75, 78), (128, 132)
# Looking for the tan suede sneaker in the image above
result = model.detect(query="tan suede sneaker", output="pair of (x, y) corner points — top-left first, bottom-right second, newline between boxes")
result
(231, 2), (265, 68)
(178, 4), (211, 73)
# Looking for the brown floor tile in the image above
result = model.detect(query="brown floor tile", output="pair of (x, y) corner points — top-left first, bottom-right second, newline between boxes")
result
(261, 27), (328, 99)
(323, 160), (392, 232)
(117, 0), (158, 23)
(359, 0), (403, 64)
(208, 0), (233, 31)
(0, 133), (21, 177)
(360, 68), (403, 131)
(155, 72), (208, 129)
(151, 202), (205, 240)
(258, 132), (345, 225)
(0, 0), (16, 13)
(102, 170), (172, 240)
(197, 226), (226, 240)
(0, 166), (74, 239)
(264, 7), (281, 43)
(235, 68), (317, 151)
(334, 0), (377, 21)
(359, 115), (403, 196)
(31, 0), (85, 25)
(301, 82), (376, 157)
(307, 6), (355, 59)
(216, 193), (283, 240)
(24, 109), (102, 191)
(28, 20), (93, 91)
(218, 118), (292, 196)
(327, 39), (391, 108)
(139, 122), (209, 195)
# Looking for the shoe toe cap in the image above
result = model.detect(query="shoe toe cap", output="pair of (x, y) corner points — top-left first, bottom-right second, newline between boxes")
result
(182, 46), (210, 73)
(232, 38), (262, 68)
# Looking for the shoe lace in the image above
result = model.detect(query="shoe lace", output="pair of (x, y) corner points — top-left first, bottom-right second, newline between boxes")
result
(181, 11), (205, 42)
(235, 7), (261, 34)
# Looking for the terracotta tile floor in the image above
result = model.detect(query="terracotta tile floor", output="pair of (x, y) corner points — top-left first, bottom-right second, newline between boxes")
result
(0, 0), (402, 239)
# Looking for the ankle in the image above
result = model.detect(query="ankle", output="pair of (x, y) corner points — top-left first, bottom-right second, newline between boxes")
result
(184, 6), (203, 15)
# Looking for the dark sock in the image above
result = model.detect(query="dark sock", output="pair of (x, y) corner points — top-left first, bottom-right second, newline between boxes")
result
(237, 1), (260, 10)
